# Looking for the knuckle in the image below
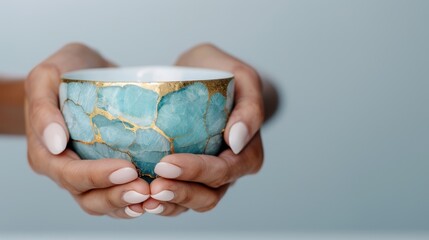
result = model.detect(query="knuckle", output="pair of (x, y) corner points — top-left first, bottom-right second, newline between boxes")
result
(57, 176), (75, 194)
(177, 187), (193, 206)
(80, 204), (103, 216)
(244, 138), (264, 175)
(244, 97), (264, 121)
(62, 42), (101, 66)
(63, 42), (90, 52)
(87, 170), (97, 189)
(27, 152), (42, 174)
(58, 161), (81, 195)
(188, 42), (217, 53)
(186, 155), (208, 181)
(28, 98), (48, 122)
(249, 155), (264, 175)
(195, 195), (220, 213)
(253, 159), (264, 174)
(177, 42), (217, 64)
(209, 159), (231, 188)
(25, 63), (59, 94)
(104, 195), (118, 210)
(192, 42), (217, 52)
(233, 64), (261, 84)
(159, 205), (175, 217)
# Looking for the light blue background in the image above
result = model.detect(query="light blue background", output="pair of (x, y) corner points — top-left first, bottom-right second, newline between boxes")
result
(0, 0), (428, 232)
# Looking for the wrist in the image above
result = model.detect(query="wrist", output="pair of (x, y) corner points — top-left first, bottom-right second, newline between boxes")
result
(0, 79), (25, 134)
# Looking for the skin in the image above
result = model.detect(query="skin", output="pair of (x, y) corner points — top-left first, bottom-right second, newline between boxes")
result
(0, 42), (277, 218)
(0, 79), (25, 134)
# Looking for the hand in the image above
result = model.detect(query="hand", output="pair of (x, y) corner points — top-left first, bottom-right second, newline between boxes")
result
(25, 43), (150, 218)
(141, 43), (265, 216)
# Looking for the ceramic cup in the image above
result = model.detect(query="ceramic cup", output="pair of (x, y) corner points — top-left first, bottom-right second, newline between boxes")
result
(59, 66), (234, 182)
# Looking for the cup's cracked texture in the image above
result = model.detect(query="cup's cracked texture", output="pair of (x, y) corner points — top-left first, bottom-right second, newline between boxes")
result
(59, 79), (234, 181)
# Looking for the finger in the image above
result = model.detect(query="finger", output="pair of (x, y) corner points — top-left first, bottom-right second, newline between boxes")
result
(176, 43), (264, 154)
(149, 178), (229, 212)
(109, 204), (144, 219)
(25, 43), (114, 155)
(43, 43), (115, 73)
(164, 204), (189, 216)
(25, 64), (68, 155)
(142, 197), (188, 216)
(49, 156), (138, 194)
(76, 178), (150, 215)
(154, 133), (263, 188)
(25, 123), (139, 195)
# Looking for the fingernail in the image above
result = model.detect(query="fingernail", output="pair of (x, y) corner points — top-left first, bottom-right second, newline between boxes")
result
(154, 162), (182, 178)
(123, 191), (149, 204)
(229, 121), (249, 154)
(144, 204), (164, 214)
(43, 122), (67, 155)
(109, 167), (138, 184)
(151, 190), (174, 201)
(125, 206), (142, 218)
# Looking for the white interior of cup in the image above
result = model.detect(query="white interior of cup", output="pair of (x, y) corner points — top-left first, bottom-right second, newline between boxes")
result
(62, 66), (233, 82)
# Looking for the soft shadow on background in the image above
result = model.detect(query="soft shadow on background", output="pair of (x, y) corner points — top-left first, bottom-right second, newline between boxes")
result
(0, 0), (428, 233)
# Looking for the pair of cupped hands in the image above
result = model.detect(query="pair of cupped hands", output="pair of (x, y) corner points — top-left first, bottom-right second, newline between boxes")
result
(25, 43), (264, 218)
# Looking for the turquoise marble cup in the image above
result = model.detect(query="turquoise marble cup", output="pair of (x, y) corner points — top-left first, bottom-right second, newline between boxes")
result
(59, 66), (234, 182)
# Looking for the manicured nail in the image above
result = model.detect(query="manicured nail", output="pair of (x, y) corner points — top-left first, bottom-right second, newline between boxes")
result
(144, 204), (164, 214)
(43, 122), (67, 155)
(154, 162), (182, 178)
(229, 121), (249, 154)
(123, 191), (149, 204)
(151, 190), (174, 201)
(109, 167), (138, 184)
(125, 206), (142, 218)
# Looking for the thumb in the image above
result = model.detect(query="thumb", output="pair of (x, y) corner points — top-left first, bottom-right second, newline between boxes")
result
(25, 43), (114, 155)
(176, 44), (264, 154)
